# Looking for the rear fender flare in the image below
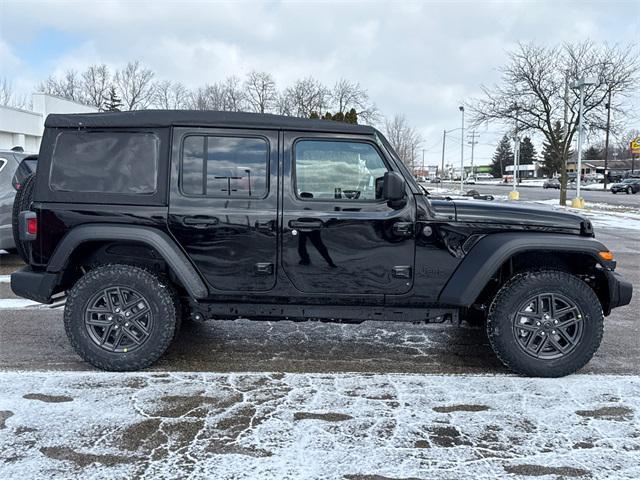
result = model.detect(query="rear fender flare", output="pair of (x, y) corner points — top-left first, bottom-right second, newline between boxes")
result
(47, 224), (208, 299)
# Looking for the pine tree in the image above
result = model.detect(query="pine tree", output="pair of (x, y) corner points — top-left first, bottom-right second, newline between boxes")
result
(332, 111), (345, 122)
(309, 111), (320, 119)
(103, 86), (122, 112)
(323, 112), (333, 121)
(541, 121), (571, 177)
(583, 146), (601, 160)
(491, 135), (513, 178)
(344, 108), (358, 124)
(518, 136), (537, 165)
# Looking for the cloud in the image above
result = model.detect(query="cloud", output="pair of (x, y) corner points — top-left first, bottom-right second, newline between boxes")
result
(1, 0), (638, 164)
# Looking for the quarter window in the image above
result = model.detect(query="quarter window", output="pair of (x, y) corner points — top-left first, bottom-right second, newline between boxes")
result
(50, 131), (158, 194)
(294, 140), (388, 200)
(0, 158), (6, 174)
(181, 135), (268, 197)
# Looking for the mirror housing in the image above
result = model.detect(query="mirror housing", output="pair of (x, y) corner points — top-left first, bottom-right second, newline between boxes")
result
(383, 171), (407, 208)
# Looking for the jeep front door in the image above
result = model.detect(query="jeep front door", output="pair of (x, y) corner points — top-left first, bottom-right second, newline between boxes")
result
(168, 128), (278, 292)
(281, 133), (415, 295)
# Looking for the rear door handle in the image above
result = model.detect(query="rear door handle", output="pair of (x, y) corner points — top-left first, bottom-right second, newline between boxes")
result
(183, 216), (219, 227)
(289, 219), (324, 231)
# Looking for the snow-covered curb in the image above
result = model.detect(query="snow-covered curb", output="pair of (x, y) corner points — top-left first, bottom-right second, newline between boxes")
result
(0, 371), (638, 479)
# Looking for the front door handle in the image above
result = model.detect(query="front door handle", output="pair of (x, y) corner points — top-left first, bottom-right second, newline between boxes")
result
(289, 219), (324, 231)
(183, 216), (219, 227)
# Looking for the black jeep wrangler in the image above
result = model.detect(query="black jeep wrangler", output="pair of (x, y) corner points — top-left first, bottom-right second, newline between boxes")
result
(11, 111), (632, 376)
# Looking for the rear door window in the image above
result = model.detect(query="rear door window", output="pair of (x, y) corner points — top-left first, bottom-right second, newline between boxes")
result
(50, 131), (159, 194)
(181, 135), (268, 198)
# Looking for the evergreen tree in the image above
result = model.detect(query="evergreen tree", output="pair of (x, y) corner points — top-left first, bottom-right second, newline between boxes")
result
(332, 111), (345, 122)
(309, 111), (320, 119)
(344, 108), (358, 124)
(490, 135), (513, 178)
(518, 136), (537, 165)
(541, 121), (571, 177)
(323, 112), (333, 121)
(583, 145), (602, 160)
(103, 86), (122, 112)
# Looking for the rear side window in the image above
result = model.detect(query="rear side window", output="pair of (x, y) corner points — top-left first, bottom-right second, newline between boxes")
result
(181, 135), (268, 198)
(50, 131), (159, 194)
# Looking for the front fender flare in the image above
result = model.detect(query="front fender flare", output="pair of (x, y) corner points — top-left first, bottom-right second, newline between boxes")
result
(437, 232), (609, 307)
(47, 224), (208, 299)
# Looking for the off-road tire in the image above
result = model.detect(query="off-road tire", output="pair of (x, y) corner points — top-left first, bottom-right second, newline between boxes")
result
(64, 264), (178, 371)
(11, 173), (36, 263)
(487, 270), (603, 377)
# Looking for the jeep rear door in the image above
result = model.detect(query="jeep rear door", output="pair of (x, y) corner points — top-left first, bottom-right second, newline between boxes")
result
(168, 128), (278, 292)
(281, 132), (416, 295)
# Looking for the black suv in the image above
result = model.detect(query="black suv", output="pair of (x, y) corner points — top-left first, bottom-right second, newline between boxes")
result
(11, 111), (632, 376)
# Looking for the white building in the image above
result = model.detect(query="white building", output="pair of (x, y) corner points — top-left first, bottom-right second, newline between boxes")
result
(0, 93), (97, 153)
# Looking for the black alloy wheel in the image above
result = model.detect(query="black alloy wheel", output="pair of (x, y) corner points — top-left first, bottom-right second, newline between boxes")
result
(84, 286), (154, 353)
(512, 292), (584, 360)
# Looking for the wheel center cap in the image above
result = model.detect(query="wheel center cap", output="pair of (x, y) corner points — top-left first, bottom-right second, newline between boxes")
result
(543, 321), (553, 329)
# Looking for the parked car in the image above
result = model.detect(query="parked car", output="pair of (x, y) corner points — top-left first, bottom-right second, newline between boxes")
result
(475, 173), (495, 180)
(610, 178), (640, 194)
(430, 177), (441, 183)
(11, 110), (632, 377)
(0, 149), (33, 251)
(464, 176), (476, 184)
(543, 178), (561, 189)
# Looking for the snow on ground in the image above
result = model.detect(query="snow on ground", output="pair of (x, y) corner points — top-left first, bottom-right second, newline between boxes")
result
(0, 276), (9, 283)
(533, 199), (640, 231)
(1, 372), (638, 479)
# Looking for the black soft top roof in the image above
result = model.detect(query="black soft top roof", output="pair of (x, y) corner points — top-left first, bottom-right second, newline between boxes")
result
(45, 110), (376, 134)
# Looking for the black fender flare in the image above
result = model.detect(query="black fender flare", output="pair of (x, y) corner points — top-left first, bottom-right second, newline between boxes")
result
(46, 224), (208, 299)
(437, 232), (610, 307)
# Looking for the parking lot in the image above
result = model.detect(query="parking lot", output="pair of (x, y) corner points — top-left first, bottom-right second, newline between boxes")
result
(1, 192), (639, 479)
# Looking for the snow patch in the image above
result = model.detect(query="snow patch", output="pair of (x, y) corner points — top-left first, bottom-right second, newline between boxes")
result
(0, 372), (638, 479)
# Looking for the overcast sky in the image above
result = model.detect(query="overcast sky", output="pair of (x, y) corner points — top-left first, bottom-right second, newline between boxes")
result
(1, 0), (638, 166)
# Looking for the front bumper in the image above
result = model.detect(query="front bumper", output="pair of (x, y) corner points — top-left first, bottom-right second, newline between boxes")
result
(604, 270), (633, 314)
(11, 267), (61, 304)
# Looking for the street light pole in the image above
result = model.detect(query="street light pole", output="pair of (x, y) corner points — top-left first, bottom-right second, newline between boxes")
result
(459, 106), (465, 192)
(441, 129), (446, 179)
(603, 89), (612, 189)
(571, 76), (598, 208)
(468, 131), (478, 178)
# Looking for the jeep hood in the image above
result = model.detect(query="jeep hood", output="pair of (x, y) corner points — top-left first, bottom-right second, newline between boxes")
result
(430, 198), (592, 235)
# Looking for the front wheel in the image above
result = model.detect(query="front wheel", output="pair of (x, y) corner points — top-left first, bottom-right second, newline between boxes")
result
(64, 264), (178, 371)
(487, 270), (603, 377)
(627, 187), (633, 194)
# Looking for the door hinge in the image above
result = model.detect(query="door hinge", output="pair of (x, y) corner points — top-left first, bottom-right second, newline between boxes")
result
(254, 262), (274, 275)
(392, 266), (412, 279)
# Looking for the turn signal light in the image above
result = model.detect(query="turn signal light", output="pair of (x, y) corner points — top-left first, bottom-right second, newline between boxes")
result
(598, 251), (614, 261)
(26, 217), (37, 236)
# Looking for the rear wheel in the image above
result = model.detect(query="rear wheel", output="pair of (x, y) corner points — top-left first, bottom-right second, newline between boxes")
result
(487, 270), (603, 377)
(627, 187), (632, 194)
(64, 264), (178, 371)
(11, 173), (36, 263)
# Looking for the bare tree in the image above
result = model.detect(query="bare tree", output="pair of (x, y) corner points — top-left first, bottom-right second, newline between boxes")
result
(38, 70), (84, 102)
(384, 114), (423, 169)
(331, 78), (379, 124)
(244, 71), (277, 113)
(280, 77), (329, 117)
(114, 61), (155, 111)
(471, 42), (638, 204)
(153, 80), (189, 109)
(0, 77), (27, 108)
(82, 64), (110, 110)
(188, 84), (225, 110)
(221, 76), (246, 111)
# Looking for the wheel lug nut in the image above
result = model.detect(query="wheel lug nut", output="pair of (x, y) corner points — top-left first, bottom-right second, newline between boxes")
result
(125, 323), (129, 327)
(114, 325), (119, 329)
(107, 315), (113, 321)
(554, 320), (558, 325)
(125, 312), (130, 317)
(115, 308), (120, 313)
(540, 331), (545, 335)
(536, 322), (541, 326)
(552, 330), (556, 334)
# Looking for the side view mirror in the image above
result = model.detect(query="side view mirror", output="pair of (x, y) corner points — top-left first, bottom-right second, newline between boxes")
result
(383, 171), (407, 207)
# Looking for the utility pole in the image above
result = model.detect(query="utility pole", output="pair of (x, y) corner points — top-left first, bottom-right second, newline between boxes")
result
(422, 149), (425, 176)
(467, 131), (478, 178)
(603, 88), (612, 189)
(571, 76), (598, 208)
(459, 106), (465, 192)
(441, 129), (446, 179)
